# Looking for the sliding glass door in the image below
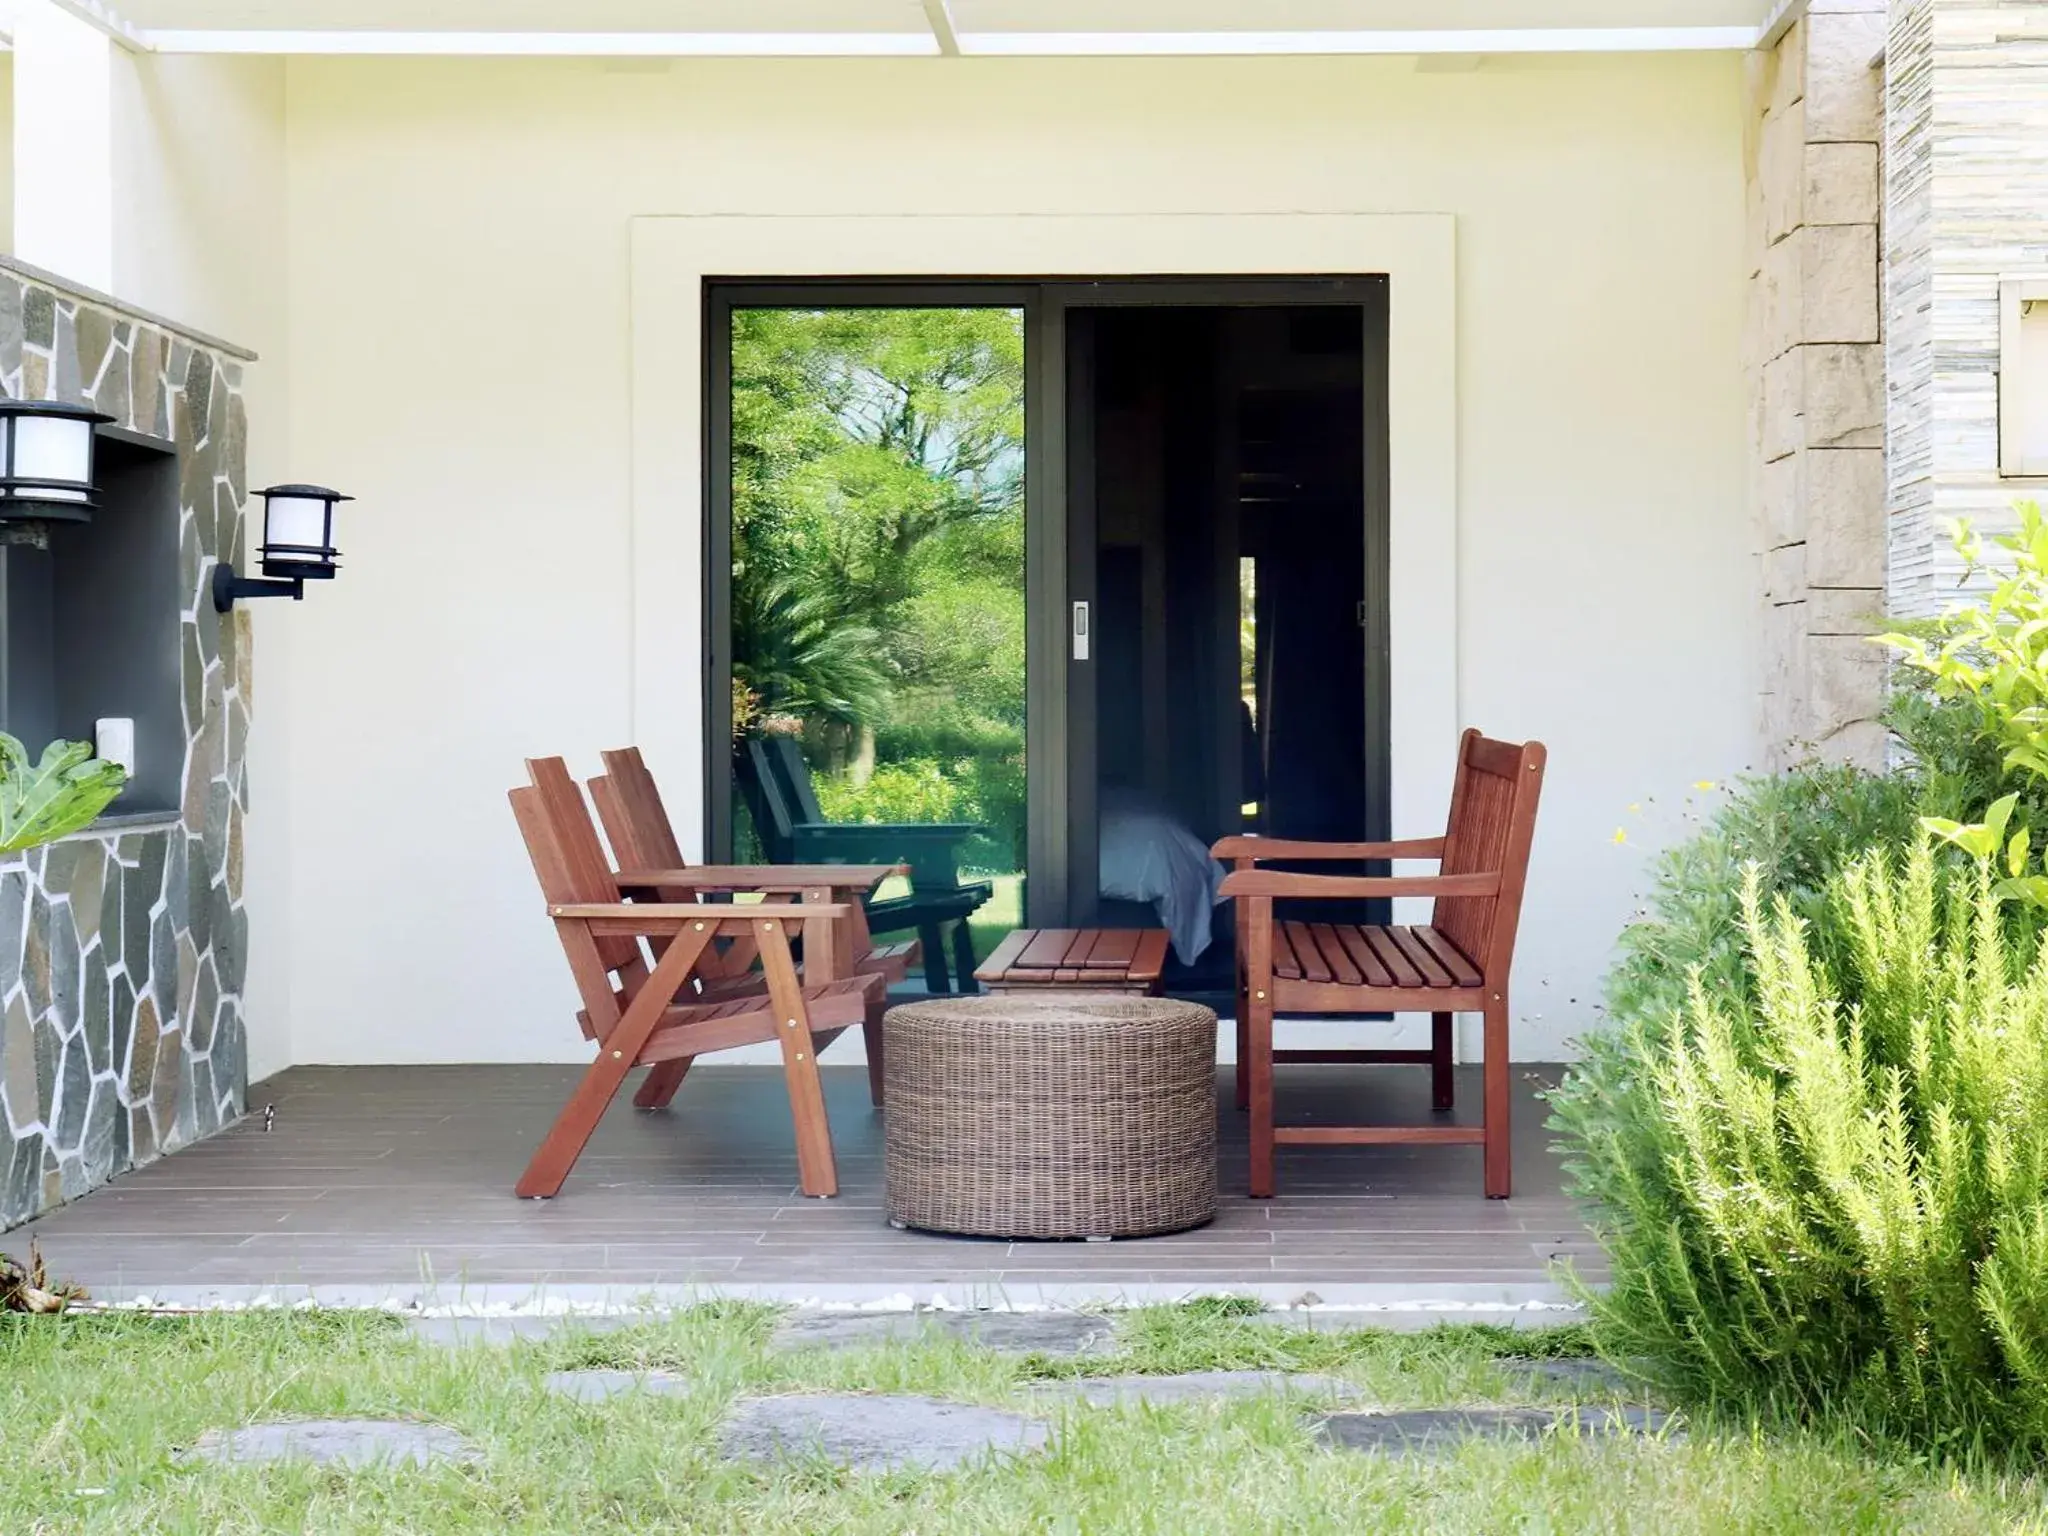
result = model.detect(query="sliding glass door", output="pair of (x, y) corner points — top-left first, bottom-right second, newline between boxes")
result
(703, 277), (1390, 997)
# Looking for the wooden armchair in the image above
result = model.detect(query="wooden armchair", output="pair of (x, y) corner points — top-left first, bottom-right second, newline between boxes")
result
(1216, 730), (1546, 1200)
(736, 733), (994, 994)
(584, 745), (914, 1107)
(510, 758), (886, 1199)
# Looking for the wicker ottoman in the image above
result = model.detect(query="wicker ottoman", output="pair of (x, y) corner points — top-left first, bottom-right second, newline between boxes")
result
(883, 993), (1218, 1240)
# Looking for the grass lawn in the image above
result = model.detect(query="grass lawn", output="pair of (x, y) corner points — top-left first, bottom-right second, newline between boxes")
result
(966, 871), (1024, 964)
(4, 1303), (2044, 1533)
(869, 871), (1025, 968)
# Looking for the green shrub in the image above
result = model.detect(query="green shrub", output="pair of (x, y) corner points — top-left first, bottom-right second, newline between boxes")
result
(1552, 767), (1919, 1296)
(812, 758), (969, 828)
(1574, 841), (2048, 1453)
(1598, 766), (1920, 1039)
(810, 753), (1025, 874)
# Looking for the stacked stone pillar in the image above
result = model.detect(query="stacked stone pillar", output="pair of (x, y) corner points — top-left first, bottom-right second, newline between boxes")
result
(1747, 2), (1891, 768)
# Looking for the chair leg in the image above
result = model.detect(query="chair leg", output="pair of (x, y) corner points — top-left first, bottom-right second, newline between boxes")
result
(1482, 993), (1511, 1200)
(1431, 1012), (1454, 1111)
(951, 919), (980, 994)
(633, 1059), (692, 1110)
(918, 921), (949, 994)
(515, 917), (714, 1200)
(755, 923), (839, 1199)
(1247, 989), (1276, 1199)
(862, 994), (887, 1108)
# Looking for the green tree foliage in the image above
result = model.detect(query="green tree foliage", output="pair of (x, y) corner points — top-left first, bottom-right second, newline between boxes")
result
(730, 307), (1026, 866)
(730, 306), (1024, 728)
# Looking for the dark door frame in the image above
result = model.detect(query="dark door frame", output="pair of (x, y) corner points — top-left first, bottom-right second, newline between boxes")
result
(702, 275), (1391, 930)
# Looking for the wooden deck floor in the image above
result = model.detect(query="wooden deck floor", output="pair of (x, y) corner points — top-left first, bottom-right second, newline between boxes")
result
(10, 1064), (1603, 1305)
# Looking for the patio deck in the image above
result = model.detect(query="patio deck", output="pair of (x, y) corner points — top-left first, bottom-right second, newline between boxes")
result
(10, 1063), (1602, 1309)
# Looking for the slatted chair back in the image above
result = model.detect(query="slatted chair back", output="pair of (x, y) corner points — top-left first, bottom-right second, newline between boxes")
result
(508, 782), (647, 1045)
(762, 735), (829, 824)
(736, 735), (802, 863)
(524, 756), (641, 976)
(590, 746), (687, 874)
(1431, 730), (1546, 983)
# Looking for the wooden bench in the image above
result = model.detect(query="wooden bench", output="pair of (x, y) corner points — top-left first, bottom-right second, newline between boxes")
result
(974, 928), (1170, 994)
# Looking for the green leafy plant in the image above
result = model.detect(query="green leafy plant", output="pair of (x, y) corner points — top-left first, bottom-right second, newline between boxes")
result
(0, 735), (125, 853)
(1878, 503), (2048, 901)
(1566, 838), (2048, 1452)
(1880, 503), (2048, 781)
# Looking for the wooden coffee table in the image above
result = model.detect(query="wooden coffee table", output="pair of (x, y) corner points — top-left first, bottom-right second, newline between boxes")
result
(973, 927), (1170, 994)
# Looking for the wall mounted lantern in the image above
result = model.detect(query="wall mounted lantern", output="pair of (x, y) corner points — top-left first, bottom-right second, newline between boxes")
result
(213, 484), (353, 612)
(0, 399), (116, 523)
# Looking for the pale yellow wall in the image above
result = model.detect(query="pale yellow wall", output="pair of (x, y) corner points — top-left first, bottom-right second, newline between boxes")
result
(110, 51), (294, 1083)
(0, 55), (13, 255)
(278, 53), (1752, 1064)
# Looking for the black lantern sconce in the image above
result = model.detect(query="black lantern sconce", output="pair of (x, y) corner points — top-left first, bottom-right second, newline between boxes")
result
(0, 399), (116, 525)
(213, 484), (353, 612)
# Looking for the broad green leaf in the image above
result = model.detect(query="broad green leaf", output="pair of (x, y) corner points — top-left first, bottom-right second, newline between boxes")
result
(0, 739), (126, 853)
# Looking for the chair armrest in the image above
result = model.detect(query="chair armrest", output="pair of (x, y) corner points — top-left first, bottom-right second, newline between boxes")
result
(548, 901), (848, 933)
(1211, 835), (1446, 862)
(1219, 870), (1498, 900)
(616, 863), (903, 892)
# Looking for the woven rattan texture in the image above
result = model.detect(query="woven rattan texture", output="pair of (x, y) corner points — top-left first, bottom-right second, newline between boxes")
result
(883, 994), (1219, 1240)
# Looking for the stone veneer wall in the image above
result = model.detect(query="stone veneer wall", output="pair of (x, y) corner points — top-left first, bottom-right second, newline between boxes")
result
(0, 267), (253, 1230)
(1886, 0), (2048, 618)
(1746, 1), (1892, 769)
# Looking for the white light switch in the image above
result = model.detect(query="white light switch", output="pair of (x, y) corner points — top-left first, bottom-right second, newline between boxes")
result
(94, 717), (135, 779)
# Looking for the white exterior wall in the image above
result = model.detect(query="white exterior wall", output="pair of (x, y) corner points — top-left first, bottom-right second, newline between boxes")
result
(272, 52), (1754, 1065)
(110, 52), (293, 1083)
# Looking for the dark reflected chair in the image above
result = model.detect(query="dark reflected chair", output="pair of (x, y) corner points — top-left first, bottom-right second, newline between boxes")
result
(737, 734), (993, 994)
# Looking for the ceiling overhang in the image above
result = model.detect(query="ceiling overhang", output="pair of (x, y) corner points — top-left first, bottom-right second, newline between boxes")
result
(2, 0), (1809, 59)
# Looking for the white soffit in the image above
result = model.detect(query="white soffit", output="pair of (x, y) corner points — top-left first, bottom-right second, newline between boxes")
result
(56, 0), (1794, 56)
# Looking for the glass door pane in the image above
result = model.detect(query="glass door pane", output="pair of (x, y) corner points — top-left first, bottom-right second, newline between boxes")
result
(727, 306), (1026, 992)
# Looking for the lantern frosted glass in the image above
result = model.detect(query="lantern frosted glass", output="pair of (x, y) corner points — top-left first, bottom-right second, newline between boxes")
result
(0, 400), (114, 521)
(256, 483), (349, 578)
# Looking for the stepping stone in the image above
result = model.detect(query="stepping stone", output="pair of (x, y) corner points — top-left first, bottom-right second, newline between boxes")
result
(1252, 1308), (1588, 1337)
(407, 1314), (636, 1348)
(1318, 1406), (1673, 1455)
(721, 1393), (1050, 1474)
(1502, 1358), (1642, 1397)
(1033, 1370), (1368, 1407)
(774, 1310), (1113, 1357)
(543, 1369), (692, 1403)
(185, 1419), (483, 1469)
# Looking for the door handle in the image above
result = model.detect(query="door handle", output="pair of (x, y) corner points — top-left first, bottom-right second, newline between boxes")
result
(1072, 600), (1090, 662)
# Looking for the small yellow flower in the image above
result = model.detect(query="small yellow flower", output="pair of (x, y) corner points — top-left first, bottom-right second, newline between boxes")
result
(1611, 827), (1628, 845)
(1627, 803), (1641, 814)
(1693, 780), (1718, 792)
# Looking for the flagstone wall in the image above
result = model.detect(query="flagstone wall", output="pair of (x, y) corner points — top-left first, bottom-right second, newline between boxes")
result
(0, 262), (254, 1230)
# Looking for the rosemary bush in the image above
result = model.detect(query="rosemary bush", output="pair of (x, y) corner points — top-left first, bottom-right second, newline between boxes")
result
(1570, 841), (2048, 1452)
